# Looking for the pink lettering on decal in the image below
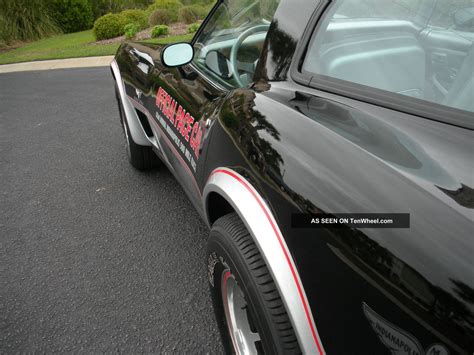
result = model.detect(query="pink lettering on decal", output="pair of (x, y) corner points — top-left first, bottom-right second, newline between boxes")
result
(184, 115), (194, 142)
(168, 99), (177, 124)
(156, 87), (163, 109)
(175, 105), (185, 129)
(190, 121), (199, 150)
(178, 112), (188, 134)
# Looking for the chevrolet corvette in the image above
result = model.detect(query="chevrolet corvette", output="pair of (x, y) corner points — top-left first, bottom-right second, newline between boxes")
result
(110, 0), (474, 353)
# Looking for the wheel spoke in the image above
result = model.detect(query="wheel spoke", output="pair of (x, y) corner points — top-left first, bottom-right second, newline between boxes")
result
(222, 272), (261, 354)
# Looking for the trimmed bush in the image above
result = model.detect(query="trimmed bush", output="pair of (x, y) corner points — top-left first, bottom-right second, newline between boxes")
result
(189, 4), (211, 19)
(91, 0), (156, 20)
(93, 13), (128, 40)
(124, 23), (140, 39)
(187, 22), (200, 34)
(50, 0), (94, 33)
(151, 25), (169, 38)
(147, 0), (183, 22)
(120, 9), (148, 30)
(148, 9), (171, 26)
(179, 6), (199, 24)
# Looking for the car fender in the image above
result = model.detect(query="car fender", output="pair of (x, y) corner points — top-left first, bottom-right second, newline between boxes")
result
(111, 59), (151, 147)
(203, 167), (326, 355)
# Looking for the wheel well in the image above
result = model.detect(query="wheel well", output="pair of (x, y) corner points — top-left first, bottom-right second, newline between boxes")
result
(207, 192), (235, 226)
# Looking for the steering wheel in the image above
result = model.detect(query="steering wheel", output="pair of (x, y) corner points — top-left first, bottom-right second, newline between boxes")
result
(230, 24), (270, 87)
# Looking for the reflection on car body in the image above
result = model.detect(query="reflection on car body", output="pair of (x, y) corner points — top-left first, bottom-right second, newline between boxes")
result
(111, 0), (474, 353)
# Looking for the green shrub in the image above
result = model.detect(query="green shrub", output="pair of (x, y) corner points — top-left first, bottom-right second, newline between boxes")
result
(91, 0), (156, 20)
(187, 22), (200, 34)
(0, 15), (7, 48)
(179, 4), (212, 23)
(49, 0), (94, 33)
(92, 8), (149, 41)
(93, 13), (128, 40)
(147, 0), (183, 22)
(124, 22), (140, 39)
(179, 6), (199, 24)
(0, 0), (59, 43)
(148, 9), (171, 26)
(189, 4), (212, 19)
(120, 9), (148, 29)
(0, 15), (7, 42)
(151, 25), (169, 38)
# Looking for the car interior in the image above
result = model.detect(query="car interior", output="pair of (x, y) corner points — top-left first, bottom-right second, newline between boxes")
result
(193, 0), (275, 87)
(303, 1), (474, 113)
(192, 0), (473, 115)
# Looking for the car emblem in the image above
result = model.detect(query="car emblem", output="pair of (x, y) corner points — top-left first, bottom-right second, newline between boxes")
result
(363, 303), (449, 355)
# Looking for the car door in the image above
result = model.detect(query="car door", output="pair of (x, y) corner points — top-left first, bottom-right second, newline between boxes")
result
(149, 57), (226, 209)
(146, 8), (228, 208)
(288, 0), (474, 353)
(148, 0), (280, 209)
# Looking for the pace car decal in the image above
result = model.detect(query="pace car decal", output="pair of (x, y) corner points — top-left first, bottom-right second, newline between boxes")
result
(363, 303), (449, 355)
(155, 86), (204, 173)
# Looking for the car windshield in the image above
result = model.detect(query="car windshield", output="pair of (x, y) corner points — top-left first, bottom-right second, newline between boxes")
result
(193, 0), (280, 88)
(198, 0), (276, 42)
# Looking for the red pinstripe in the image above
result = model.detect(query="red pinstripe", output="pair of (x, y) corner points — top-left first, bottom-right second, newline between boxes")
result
(125, 93), (322, 352)
(210, 169), (324, 355)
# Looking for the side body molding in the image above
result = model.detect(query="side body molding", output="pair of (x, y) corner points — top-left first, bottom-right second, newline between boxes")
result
(110, 59), (151, 147)
(203, 168), (326, 355)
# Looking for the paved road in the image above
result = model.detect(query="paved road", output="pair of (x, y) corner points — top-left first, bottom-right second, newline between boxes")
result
(0, 68), (223, 353)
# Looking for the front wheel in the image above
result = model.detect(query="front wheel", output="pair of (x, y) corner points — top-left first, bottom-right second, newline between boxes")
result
(207, 213), (301, 354)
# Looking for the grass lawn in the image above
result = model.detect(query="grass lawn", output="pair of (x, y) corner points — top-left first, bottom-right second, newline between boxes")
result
(0, 30), (194, 65)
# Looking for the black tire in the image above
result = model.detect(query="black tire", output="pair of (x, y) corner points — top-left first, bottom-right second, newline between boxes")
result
(207, 213), (301, 354)
(115, 86), (159, 171)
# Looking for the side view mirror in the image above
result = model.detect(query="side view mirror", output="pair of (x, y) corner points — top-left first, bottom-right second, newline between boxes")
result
(161, 43), (194, 68)
(205, 50), (232, 79)
(452, 7), (474, 31)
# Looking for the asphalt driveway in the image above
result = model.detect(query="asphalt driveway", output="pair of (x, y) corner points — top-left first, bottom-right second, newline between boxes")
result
(0, 68), (223, 353)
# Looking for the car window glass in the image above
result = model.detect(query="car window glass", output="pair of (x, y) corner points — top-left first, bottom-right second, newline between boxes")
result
(303, 0), (474, 115)
(193, 0), (280, 88)
(428, 0), (474, 32)
(334, 0), (421, 20)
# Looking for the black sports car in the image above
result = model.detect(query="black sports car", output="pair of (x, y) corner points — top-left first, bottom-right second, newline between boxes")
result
(111, 0), (474, 353)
